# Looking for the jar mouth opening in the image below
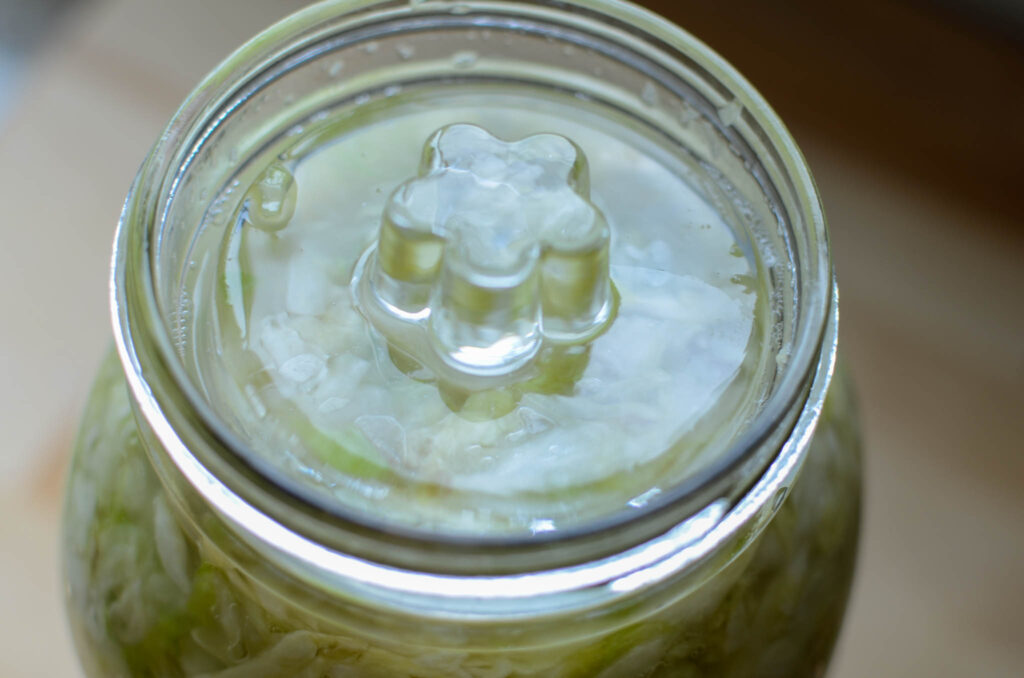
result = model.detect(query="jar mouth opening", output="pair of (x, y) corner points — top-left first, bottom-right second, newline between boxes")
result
(112, 0), (831, 567)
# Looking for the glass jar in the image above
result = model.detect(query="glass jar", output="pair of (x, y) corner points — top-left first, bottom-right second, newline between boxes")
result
(61, 1), (861, 676)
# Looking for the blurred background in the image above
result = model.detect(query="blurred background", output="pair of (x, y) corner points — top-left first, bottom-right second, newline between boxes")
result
(0, 0), (1021, 675)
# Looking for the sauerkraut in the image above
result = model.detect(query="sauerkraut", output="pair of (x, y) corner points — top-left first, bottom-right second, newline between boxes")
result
(62, 351), (860, 677)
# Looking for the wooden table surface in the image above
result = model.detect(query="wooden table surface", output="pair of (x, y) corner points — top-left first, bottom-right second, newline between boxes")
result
(1, 1), (1021, 676)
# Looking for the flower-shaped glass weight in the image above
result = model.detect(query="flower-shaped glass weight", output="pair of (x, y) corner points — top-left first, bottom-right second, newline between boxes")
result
(359, 124), (614, 378)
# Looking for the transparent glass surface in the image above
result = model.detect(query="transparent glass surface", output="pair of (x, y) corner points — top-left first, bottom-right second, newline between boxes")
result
(195, 88), (768, 537)
(63, 350), (860, 677)
(132, 0), (831, 552)
(60, 1), (861, 676)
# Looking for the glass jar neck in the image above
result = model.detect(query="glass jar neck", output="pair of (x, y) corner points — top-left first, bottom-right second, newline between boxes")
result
(110, 0), (833, 620)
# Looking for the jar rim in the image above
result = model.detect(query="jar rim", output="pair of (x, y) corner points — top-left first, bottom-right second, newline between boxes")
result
(111, 0), (833, 602)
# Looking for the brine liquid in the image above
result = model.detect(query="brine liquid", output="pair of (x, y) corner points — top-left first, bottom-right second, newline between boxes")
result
(190, 86), (767, 535)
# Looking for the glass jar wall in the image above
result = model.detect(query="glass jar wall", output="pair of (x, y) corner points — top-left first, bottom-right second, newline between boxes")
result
(64, 351), (859, 677)
(62, 1), (861, 676)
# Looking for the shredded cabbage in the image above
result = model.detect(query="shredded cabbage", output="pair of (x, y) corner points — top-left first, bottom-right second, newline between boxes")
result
(62, 352), (860, 677)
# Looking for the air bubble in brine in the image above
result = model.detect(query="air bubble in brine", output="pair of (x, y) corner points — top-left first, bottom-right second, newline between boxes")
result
(245, 162), (297, 233)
